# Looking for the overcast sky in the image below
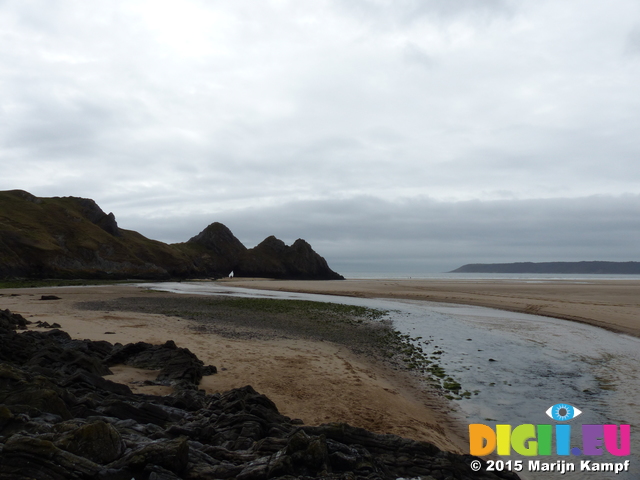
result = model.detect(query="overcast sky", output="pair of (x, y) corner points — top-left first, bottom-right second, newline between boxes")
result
(1, 0), (639, 273)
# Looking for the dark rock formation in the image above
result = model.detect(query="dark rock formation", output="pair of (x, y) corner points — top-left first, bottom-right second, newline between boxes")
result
(53, 420), (125, 464)
(0, 309), (30, 330)
(104, 340), (217, 387)
(187, 223), (247, 258)
(0, 190), (343, 281)
(184, 225), (343, 280)
(450, 261), (640, 274)
(0, 310), (517, 480)
(185, 222), (248, 276)
(237, 237), (344, 280)
(68, 197), (121, 237)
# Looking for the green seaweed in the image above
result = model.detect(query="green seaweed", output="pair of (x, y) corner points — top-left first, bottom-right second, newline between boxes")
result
(78, 294), (466, 399)
(0, 279), (146, 289)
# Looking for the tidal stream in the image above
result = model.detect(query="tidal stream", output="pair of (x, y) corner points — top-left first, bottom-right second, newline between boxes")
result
(140, 282), (639, 479)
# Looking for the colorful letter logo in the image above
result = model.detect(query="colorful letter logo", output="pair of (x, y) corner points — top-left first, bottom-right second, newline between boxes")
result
(469, 404), (630, 457)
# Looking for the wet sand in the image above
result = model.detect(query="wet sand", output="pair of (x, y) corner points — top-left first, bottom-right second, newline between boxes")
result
(223, 277), (640, 337)
(0, 285), (467, 454)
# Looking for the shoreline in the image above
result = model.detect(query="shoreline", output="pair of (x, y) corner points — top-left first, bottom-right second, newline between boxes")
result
(221, 277), (640, 338)
(0, 284), (469, 454)
(3, 276), (637, 462)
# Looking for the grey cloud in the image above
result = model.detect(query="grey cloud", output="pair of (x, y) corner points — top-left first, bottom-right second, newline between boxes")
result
(625, 25), (640, 55)
(402, 43), (436, 69)
(5, 98), (117, 158)
(2, 0), (638, 203)
(1, 0), (639, 277)
(335, 0), (514, 26)
(402, 0), (514, 23)
(118, 195), (640, 274)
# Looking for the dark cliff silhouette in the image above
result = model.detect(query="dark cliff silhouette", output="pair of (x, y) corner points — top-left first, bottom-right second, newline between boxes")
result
(0, 190), (343, 280)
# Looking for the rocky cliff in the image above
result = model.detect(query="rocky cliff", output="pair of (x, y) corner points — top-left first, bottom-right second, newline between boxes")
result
(0, 190), (343, 280)
(181, 226), (343, 280)
(236, 237), (343, 280)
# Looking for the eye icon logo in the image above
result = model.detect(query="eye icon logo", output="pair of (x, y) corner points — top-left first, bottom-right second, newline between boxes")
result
(546, 403), (582, 422)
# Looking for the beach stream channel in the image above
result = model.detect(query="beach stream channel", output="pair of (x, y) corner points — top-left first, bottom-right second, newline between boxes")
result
(141, 282), (639, 479)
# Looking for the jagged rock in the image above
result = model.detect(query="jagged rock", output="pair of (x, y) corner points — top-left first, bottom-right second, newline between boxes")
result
(326, 438), (378, 473)
(69, 197), (121, 237)
(62, 371), (133, 397)
(0, 434), (102, 479)
(105, 340), (215, 386)
(26, 337), (113, 377)
(145, 464), (184, 480)
(202, 365), (217, 375)
(236, 455), (271, 480)
(188, 222), (247, 259)
(0, 328), (35, 366)
(107, 436), (189, 474)
(99, 400), (183, 427)
(184, 222), (341, 279)
(267, 430), (332, 478)
(237, 236), (344, 280)
(54, 420), (124, 464)
(184, 222), (248, 277)
(0, 363), (72, 420)
(34, 320), (62, 328)
(0, 405), (14, 430)
(0, 309), (30, 330)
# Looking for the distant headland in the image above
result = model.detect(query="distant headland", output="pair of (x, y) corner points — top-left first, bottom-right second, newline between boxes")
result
(450, 261), (640, 274)
(0, 189), (343, 280)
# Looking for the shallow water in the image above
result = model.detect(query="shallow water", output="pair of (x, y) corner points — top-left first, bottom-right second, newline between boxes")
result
(141, 282), (639, 479)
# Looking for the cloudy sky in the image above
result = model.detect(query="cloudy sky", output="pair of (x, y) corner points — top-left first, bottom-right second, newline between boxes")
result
(1, 0), (639, 273)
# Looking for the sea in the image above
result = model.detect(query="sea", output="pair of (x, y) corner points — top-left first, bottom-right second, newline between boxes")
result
(140, 277), (640, 479)
(340, 272), (640, 281)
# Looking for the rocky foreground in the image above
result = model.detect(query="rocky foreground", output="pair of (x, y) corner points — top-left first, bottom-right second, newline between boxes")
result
(0, 309), (518, 480)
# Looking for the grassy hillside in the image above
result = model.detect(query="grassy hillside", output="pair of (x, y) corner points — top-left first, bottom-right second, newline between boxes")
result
(0, 190), (193, 278)
(0, 190), (344, 281)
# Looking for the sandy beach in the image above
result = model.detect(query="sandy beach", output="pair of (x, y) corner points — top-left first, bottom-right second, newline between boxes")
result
(2, 277), (638, 460)
(224, 277), (640, 337)
(0, 284), (467, 455)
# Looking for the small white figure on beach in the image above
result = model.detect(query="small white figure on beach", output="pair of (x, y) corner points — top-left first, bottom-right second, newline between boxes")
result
(229, 270), (234, 278)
